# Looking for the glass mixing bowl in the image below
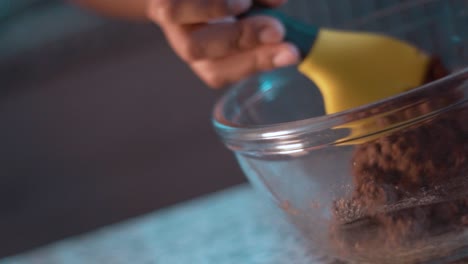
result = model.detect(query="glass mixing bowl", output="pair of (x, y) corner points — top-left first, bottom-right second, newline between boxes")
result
(213, 0), (468, 263)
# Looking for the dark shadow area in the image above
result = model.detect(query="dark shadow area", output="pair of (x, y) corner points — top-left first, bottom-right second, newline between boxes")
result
(0, 1), (245, 257)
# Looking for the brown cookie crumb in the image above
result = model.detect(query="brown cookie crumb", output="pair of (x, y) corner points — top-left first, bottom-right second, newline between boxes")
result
(331, 57), (468, 262)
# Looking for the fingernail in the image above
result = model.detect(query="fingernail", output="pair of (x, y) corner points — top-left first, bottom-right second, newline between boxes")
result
(273, 45), (300, 67)
(228, 0), (251, 14)
(260, 24), (284, 44)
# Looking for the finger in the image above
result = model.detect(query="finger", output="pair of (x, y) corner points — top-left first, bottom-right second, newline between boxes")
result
(148, 0), (251, 24)
(191, 43), (299, 88)
(148, 0), (289, 24)
(164, 16), (285, 61)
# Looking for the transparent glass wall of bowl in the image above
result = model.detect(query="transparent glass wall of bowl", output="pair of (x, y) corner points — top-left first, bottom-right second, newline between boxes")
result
(219, 68), (468, 263)
(213, 0), (468, 262)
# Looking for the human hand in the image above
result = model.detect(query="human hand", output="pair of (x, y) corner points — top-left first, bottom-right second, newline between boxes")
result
(147, 0), (299, 88)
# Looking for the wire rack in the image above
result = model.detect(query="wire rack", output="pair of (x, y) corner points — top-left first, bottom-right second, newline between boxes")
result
(282, 0), (468, 69)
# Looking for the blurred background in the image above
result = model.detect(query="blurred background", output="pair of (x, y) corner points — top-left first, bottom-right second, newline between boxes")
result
(0, 0), (246, 257)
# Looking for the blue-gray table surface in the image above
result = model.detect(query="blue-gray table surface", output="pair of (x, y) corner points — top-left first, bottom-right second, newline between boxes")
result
(2, 185), (320, 264)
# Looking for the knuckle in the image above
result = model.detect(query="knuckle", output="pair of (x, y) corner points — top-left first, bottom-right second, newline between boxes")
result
(254, 49), (274, 70)
(237, 16), (283, 49)
(226, 26), (244, 52)
(236, 19), (259, 49)
(205, 0), (250, 19)
(226, 0), (252, 15)
(196, 64), (226, 88)
(147, 0), (175, 23)
(203, 71), (226, 88)
(178, 38), (204, 61)
(205, 0), (238, 18)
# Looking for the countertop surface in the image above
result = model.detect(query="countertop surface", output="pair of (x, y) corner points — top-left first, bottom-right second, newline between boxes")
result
(2, 185), (323, 264)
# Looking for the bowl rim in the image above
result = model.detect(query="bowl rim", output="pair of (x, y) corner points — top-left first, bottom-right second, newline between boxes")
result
(212, 67), (468, 155)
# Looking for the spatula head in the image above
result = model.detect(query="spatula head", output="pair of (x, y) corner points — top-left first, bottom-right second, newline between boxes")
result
(298, 29), (431, 114)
